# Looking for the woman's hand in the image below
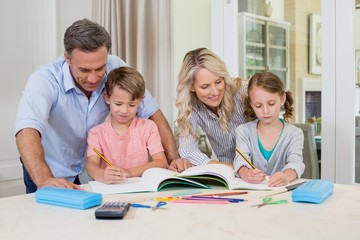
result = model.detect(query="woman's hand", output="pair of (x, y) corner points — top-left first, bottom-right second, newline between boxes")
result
(168, 158), (192, 172)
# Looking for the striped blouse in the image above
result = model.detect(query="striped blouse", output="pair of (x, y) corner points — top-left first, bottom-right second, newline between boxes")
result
(178, 82), (248, 165)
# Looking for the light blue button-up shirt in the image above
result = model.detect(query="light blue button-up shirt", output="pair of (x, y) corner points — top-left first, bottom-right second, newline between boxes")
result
(15, 55), (159, 182)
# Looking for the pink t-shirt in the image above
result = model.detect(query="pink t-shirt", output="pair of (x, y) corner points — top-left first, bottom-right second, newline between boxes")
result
(87, 117), (164, 169)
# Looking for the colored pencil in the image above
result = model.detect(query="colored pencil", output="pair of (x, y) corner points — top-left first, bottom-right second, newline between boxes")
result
(172, 199), (229, 204)
(236, 148), (256, 169)
(195, 191), (248, 197)
(184, 196), (246, 203)
(93, 148), (113, 166)
(260, 181), (307, 198)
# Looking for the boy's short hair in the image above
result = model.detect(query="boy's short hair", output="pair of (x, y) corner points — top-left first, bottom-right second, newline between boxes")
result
(106, 66), (145, 100)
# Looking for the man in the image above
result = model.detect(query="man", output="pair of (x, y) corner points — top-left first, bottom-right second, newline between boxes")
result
(15, 19), (190, 193)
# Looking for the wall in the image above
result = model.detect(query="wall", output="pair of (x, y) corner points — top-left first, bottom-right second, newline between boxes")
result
(284, 0), (321, 122)
(0, 0), (57, 197)
(284, 1), (360, 120)
(0, 0), (91, 197)
(267, 0), (285, 20)
(172, 0), (212, 123)
(58, 1), (92, 53)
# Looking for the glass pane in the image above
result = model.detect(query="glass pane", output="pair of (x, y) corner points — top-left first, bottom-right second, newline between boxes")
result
(246, 21), (265, 44)
(246, 69), (264, 79)
(270, 70), (286, 86)
(238, 2), (290, 88)
(246, 46), (265, 67)
(269, 48), (286, 68)
(268, 25), (287, 46)
(305, 91), (321, 122)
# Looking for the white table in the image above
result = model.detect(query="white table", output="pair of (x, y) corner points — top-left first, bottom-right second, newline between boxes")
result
(0, 184), (359, 240)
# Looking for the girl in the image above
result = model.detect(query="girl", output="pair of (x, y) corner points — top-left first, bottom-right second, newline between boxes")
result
(234, 72), (305, 187)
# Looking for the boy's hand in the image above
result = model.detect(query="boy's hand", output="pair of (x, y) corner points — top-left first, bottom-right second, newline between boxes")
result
(103, 166), (127, 184)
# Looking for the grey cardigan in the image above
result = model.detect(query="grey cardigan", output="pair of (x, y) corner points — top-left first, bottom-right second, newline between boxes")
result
(234, 120), (305, 178)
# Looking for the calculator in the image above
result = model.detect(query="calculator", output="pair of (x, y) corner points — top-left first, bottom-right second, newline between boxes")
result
(95, 202), (131, 219)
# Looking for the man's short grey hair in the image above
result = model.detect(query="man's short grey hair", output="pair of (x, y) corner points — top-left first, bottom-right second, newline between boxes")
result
(64, 18), (111, 57)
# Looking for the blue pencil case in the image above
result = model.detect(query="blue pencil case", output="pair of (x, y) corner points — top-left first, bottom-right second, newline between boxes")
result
(292, 179), (334, 204)
(35, 187), (102, 210)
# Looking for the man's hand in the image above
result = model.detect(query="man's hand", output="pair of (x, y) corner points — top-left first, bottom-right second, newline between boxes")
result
(38, 177), (83, 190)
(16, 129), (83, 191)
(168, 158), (192, 172)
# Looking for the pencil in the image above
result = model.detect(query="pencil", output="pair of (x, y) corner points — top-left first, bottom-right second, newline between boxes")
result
(259, 181), (307, 198)
(235, 148), (256, 169)
(184, 196), (247, 203)
(195, 191), (248, 197)
(93, 148), (113, 166)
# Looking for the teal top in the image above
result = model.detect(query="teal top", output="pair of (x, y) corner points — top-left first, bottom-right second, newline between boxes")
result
(258, 119), (285, 161)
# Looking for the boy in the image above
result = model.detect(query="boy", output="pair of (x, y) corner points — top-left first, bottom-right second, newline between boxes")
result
(86, 67), (168, 183)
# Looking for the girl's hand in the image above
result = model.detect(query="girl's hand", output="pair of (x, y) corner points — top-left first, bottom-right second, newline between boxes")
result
(238, 167), (266, 183)
(268, 169), (297, 187)
(268, 172), (290, 187)
(102, 166), (127, 184)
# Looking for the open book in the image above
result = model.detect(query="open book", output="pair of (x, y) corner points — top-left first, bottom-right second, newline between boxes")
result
(89, 164), (274, 195)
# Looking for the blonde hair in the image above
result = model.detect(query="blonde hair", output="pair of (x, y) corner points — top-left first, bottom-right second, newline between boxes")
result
(176, 48), (242, 137)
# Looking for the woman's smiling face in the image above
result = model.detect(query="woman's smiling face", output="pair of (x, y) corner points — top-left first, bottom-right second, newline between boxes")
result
(191, 68), (225, 113)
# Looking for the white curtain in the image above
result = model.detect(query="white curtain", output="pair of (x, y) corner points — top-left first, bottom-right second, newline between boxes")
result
(92, 0), (174, 124)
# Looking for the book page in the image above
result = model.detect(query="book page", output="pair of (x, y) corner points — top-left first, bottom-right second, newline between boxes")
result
(177, 164), (236, 187)
(89, 178), (149, 194)
(89, 168), (209, 194)
(227, 177), (273, 190)
(177, 164), (276, 190)
(142, 168), (209, 190)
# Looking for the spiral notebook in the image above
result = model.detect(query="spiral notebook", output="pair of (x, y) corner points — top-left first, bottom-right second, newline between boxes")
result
(35, 187), (102, 210)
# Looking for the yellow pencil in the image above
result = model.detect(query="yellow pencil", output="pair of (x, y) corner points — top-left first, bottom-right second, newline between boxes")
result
(93, 148), (113, 166)
(235, 148), (256, 169)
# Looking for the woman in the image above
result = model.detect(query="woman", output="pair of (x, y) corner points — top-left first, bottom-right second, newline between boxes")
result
(174, 48), (247, 167)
